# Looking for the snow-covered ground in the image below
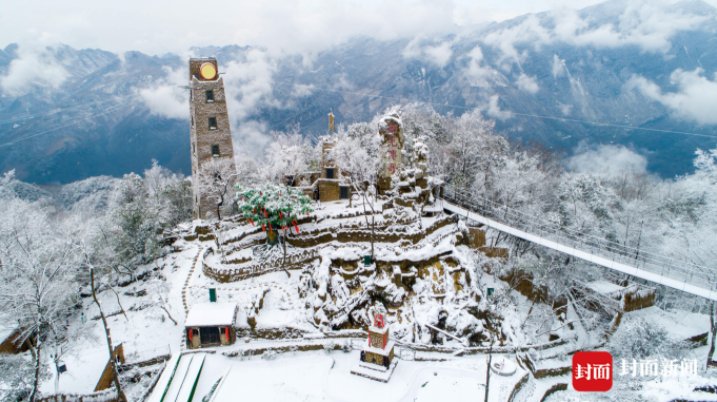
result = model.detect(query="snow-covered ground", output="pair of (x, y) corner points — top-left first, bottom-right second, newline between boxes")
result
(32, 195), (717, 402)
(168, 350), (524, 402)
(38, 245), (198, 396)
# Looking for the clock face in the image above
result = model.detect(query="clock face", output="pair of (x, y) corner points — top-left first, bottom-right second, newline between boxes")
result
(199, 62), (217, 80)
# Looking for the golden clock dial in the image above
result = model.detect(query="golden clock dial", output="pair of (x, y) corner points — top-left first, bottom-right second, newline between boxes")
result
(199, 62), (217, 80)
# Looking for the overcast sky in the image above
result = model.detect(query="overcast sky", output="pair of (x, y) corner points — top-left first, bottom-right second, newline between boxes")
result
(0, 0), (649, 55)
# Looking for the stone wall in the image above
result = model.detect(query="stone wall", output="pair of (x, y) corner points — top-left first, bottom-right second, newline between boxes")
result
(540, 383), (568, 402)
(38, 389), (118, 402)
(467, 227), (486, 248)
(318, 179), (341, 202)
(0, 329), (30, 354)
(622, 286), (656, 312)
(480, 246), (509, 260)
(286, 215), (455, 248)
(203, 249), (320, 283)
(500, 269), (550, 304)
(507, 373), (530, 402)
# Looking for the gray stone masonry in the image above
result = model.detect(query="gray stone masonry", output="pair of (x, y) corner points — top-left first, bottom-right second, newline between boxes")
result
(189, 58), (237, 219)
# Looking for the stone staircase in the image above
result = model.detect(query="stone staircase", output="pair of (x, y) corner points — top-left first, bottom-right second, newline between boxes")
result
(181, 247), (206, 315)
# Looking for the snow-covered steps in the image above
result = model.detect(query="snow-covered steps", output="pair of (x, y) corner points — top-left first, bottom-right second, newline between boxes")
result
(350, 360), (398, 383)
(147, 353), (206, 402)
(181, 247), (205, 315)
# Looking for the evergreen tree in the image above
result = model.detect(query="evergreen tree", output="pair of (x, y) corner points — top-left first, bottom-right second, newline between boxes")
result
(236, 184), (313, 262)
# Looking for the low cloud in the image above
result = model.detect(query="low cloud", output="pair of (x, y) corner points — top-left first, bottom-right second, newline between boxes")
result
(482, 1), (711, 62)
(137, 66), (187, 119)
(486, 95), (512, 120)
(516, 73), (539, 93)
(403, 38), (453, 68)
(223, 48), (279, 125)
(291, 83), (314, 98)
(567, 144), (648, 176)
(558, 102), (573, 115)
(233, 120), (271, 155)
(222, 49), (280, 160)
(551, 54), (566, 78)
(138, 49), (281, 125)
(0, 46), (69, 96)
(627, 68), (717, 125)
(462, 45), (505, 88)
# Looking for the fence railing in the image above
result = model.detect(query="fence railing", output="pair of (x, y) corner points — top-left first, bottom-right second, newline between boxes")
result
(442, 185), (715, 293)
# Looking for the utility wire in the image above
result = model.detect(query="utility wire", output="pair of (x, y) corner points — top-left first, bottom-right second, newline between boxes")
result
(0, 103), (129, 148)
(2, 97), (126, 124)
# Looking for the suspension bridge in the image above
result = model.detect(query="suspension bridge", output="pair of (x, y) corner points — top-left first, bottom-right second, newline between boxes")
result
(441, 186), (717, 301)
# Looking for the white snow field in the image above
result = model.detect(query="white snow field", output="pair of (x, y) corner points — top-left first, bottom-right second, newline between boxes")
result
(150, 350), (523, 402)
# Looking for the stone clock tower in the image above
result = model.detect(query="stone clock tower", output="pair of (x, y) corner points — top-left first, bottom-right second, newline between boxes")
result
(189, 58), (237, 219)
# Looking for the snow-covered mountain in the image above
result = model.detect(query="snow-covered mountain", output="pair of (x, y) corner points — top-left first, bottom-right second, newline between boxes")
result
(1, 0), (716, 183)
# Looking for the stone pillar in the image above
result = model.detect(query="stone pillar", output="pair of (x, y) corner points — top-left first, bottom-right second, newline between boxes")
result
(377, 114), (403, 194)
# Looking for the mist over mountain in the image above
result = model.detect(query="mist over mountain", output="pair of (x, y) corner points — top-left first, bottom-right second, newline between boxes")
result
(1, 0), (716, 184)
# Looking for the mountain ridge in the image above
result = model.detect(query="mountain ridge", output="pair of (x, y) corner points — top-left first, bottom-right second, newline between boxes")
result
(1, 0), (716, 183)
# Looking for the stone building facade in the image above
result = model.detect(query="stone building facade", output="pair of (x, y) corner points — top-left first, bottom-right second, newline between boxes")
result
(189, 58), (237, 219)
(287, 135), (351, 202)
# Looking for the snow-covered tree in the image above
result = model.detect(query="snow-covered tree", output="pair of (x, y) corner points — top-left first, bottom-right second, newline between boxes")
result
(0, 198), (79, 401)
(111, 173), (162, 270)
(442, 110), (507, 192)
(398, 103), (452, 177)
(0, 354), (33, 400)
(330, 133), (381, 258)
(234, 152), (263, 187)
(197, 158), (238, 220)
(259, 131), (318, 184)
(144, 160), (192, 227)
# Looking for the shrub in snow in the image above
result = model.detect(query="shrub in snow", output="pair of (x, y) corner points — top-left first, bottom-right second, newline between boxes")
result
(262, 350), (278, 360)
(0, 353), (32, 401)
(609, 318), (685, 360)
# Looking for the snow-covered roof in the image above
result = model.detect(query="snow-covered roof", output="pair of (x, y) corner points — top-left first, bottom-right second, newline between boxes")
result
(185, 303), (237, 327)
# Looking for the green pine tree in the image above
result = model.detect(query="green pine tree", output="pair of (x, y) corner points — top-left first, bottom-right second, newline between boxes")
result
(236, 184), (314, 263)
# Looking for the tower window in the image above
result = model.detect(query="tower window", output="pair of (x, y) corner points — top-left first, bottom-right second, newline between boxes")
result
(206, 90), (214, 103)
(208, 117), (217, 130)
(211, 144), (220, 156)
(325, 168), (335, 179)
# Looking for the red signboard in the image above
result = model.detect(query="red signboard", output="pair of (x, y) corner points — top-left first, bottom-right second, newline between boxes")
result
(572, 351), (613, 392)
